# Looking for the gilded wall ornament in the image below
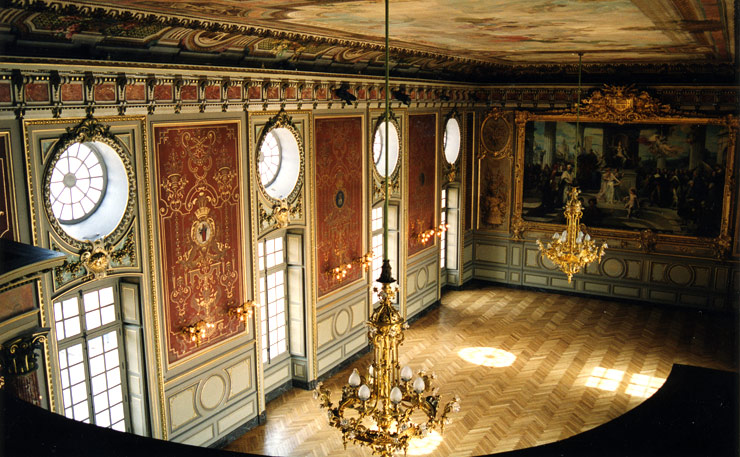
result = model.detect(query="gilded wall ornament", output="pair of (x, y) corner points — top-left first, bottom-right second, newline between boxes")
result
(479, 109), (512, 159)
(372, 177), (400, 201)
(572, 85), (678, 124)
(510, 216), (527, 241)
(259, 200), (301, 230)
(639, 229), (657, 253)
(80, 239), (112, 279)
(443, 162), (459, 183)
(711, 234), (731, 260)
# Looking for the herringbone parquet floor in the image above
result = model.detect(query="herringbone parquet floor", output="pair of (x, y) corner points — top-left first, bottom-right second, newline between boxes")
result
(225, 286), (737, 457)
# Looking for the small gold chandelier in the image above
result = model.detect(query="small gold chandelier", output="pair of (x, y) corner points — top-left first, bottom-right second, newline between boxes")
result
(315, 262), (459, 456)
(536, 52), (606, 283)
(537, 187), (607, 283)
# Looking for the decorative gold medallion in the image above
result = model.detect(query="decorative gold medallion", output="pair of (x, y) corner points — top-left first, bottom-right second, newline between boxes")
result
(191, 206), (216, 247)
(480, 110), (512, 158)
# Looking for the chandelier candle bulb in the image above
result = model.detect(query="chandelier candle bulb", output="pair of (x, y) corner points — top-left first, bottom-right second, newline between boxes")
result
(413, 376), (425, 393)
(390, 386), (403, 404)
(349, 368), (361, 387)
(400, 365), (413, 382)
(358, 384), (371, 401)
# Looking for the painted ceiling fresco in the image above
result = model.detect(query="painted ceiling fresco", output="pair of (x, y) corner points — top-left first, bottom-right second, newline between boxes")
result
(1, 0), (735, 81)
(19, 0), (734, 64)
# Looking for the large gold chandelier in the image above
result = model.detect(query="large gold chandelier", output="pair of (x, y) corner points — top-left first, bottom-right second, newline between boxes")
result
(536, 53), (607, 282)
(315, 1), (459, 455)
(315, 261), (459, 456)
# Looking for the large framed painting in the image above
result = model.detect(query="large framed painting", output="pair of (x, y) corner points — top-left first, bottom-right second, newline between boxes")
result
(513, 86), (737, 258)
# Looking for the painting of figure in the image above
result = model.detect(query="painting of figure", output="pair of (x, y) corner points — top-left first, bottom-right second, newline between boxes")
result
(521, 120), (730, 237)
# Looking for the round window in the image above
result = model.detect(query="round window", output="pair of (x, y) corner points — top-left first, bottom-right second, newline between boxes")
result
(258, 127), (300, 200)
(46, 141), (129, 242)
(443, 118), (461, 164)
(372, 120), (399, 177)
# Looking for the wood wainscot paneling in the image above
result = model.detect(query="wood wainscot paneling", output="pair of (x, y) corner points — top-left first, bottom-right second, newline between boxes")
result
(408, 114), (437, 256)
(153, 121), (246, 364)
(314, 117), (364, 297)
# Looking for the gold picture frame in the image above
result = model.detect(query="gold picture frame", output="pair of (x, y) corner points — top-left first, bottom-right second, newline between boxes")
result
(512, 86), (738, 259)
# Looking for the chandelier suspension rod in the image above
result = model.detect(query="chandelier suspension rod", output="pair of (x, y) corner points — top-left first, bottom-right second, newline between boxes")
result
(383, 0), (390, 262)
(575, 52), (583, 178)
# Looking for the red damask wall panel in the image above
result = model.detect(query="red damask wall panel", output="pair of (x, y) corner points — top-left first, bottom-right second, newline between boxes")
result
(0, 136), (15, 240)
(154, 122), (245, 363)
(408, 114), (437, 256)
(315, 117), (364, 297)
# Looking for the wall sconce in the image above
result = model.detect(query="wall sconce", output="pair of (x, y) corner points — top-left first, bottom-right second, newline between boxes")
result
(228, 301), (256, 322)
(181, 320), (214, 347)
(326, 251), (373, 282)
(418, 229), (436, 244)
(417, 225), (448, 245)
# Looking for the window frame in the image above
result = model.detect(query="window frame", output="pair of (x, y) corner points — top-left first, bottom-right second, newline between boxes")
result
(52, 280), (131, 432)
(257, 235), (290, 365)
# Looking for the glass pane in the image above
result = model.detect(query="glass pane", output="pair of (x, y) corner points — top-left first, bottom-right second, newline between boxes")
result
(83, 291), (99, 311)
(62, 297), (79, 318)
(107, 369), (121, 388)
(65, 407), (74, 419)
(88, 336), (103, 357)
(69, 363), (86, 385)
(103, 331), (118, 351)
(61, 369), (70, 389)
(71, 382), (87, 404)
(96, 411), (111, 427)
(111, 421), (125, 432)
(99, 287), (114, 306)
(58, 350), (68, 369)
(89, 355), (105, 376)
(105, 350), (119, 369)
(108, 385), (122, 405)
(73, 401), (89, 421)
(91, 373), (107, 395)
(54, 302), (63, 322)
(93, 391), (109, 413)
(64, 317), (81, 338)
(56, 322), (66, 340)
(100, 305), (116, 325)
(85, 310), (101, 330)
(67, 344), (84, 365)
(110, 403), (124, 423)
(62, 389), (71, 408)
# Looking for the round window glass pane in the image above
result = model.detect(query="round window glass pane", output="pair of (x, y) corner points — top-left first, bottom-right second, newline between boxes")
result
(50, 143), (107, 223)
(373, 121), (399, 177)
(47, 141), (129, 241)
(444, 118), (461, 164)
(258, 131), (282, 188)
(259, 127), (300, 200)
